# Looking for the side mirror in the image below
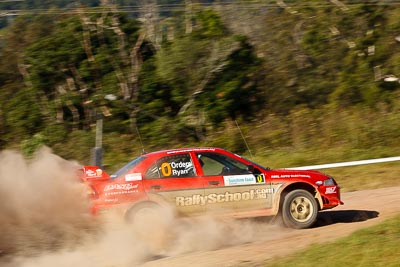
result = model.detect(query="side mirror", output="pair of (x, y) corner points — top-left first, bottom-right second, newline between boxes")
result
(221, 166), (230, 175)
(247, 165), (255, 173)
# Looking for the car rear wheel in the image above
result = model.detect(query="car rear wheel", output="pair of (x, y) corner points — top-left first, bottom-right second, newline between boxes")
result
(126, 202), (172, 228)
(125, 202), (174, 252)
(282, 189), (318, 229)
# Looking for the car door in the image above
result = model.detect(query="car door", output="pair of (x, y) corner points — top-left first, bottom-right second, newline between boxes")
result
(141, 152), (206, 216)
(195, 152), (273, 215)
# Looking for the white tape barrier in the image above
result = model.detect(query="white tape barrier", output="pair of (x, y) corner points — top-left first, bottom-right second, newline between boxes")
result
(286, 156), (400, 170)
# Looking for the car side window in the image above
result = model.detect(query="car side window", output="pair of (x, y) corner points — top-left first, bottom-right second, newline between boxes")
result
(145, 163), (160, 179)
(196, 152), (249, 176)
(144, 153), (195, 179)
(197, 154), (225, 176)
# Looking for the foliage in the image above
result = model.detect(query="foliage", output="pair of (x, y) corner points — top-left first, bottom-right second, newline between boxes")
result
(200, 36), (263, 125)
(20, 133), (47, 158)
(141, 8), (263, 134)
(0, 1), (400, 164)
(25, 16), (85, 97)
(2, 87), (43, 142)
(0, 0), (100, 9)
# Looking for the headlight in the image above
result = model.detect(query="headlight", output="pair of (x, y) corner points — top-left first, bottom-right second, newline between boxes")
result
(316, 177), (336, 186)
(323, 177), (336, 186)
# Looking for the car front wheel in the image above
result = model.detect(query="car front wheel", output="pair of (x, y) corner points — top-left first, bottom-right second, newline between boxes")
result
(282, 189), (318, 229)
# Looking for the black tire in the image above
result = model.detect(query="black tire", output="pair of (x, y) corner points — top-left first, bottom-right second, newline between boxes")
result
(282, 189), (318, 229)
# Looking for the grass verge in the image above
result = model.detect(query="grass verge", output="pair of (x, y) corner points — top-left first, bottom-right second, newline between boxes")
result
(266, 214), (400, 267)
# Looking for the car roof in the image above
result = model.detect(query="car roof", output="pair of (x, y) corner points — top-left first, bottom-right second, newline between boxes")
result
(143, 147), (227, 157)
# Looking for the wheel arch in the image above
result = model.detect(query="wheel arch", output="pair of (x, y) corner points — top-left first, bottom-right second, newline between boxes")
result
(278, 182), (322, 213)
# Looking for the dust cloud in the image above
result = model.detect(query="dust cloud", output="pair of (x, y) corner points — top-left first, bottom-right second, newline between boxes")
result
(0, 148), (284, 267)
(0, 148), (95, 258)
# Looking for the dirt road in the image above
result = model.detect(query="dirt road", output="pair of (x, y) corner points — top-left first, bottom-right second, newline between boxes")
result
(3, 186), (399, 267)
(142, 186), (400, 267)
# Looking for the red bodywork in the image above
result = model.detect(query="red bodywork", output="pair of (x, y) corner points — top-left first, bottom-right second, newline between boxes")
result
(80, 147), (343, 218)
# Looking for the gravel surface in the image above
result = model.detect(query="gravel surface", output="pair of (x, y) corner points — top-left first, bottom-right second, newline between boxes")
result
(142, 186), (400, 267)
(3, 187), (399, 267)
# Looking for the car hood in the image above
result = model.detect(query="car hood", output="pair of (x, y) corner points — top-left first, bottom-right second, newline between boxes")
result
(268, 169), (329, 182)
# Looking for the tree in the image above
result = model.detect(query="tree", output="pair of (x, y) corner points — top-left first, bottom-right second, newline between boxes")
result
(200, 36), (263, 125)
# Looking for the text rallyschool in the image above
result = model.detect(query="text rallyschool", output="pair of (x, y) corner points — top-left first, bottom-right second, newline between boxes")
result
(176, 188), (274, 206)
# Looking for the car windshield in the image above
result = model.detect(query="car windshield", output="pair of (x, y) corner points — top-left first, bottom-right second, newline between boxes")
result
(110, 156), (146, 179)
(240, 155), (270, 171)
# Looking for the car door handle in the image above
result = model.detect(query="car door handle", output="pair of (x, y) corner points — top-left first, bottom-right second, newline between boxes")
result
(208, 181), (220, 185)
(151, 185), (162, 190)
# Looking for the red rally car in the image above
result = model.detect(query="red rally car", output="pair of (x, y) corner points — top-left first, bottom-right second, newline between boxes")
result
(81, 147), (343, 229)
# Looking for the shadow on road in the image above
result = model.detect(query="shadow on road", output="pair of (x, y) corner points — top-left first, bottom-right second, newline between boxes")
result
(314, 210), (380, 227)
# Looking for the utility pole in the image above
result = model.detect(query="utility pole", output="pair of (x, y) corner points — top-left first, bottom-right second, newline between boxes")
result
(90, 95), (115, 168)
(91, 111), (103, 168)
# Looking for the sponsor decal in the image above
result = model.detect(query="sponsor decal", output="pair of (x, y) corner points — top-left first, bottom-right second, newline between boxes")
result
(271, 174), (311, 179)
(223, 174), (265, 186)
(85, 169), (103, 178)
(125, 173), (142, 181)
(325, 186), (337, 194)
(176, 188), (274, 206)
(104, 183), (139, 191)
(104, 198), (118, 203)
(255, 174), (265, 183)
(104, 183), (139, 196)
(161, 161), (193, 177)
(105, 190), (138, 197)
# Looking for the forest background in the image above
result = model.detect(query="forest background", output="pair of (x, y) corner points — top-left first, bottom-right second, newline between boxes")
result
(1, 0), (400, 172)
